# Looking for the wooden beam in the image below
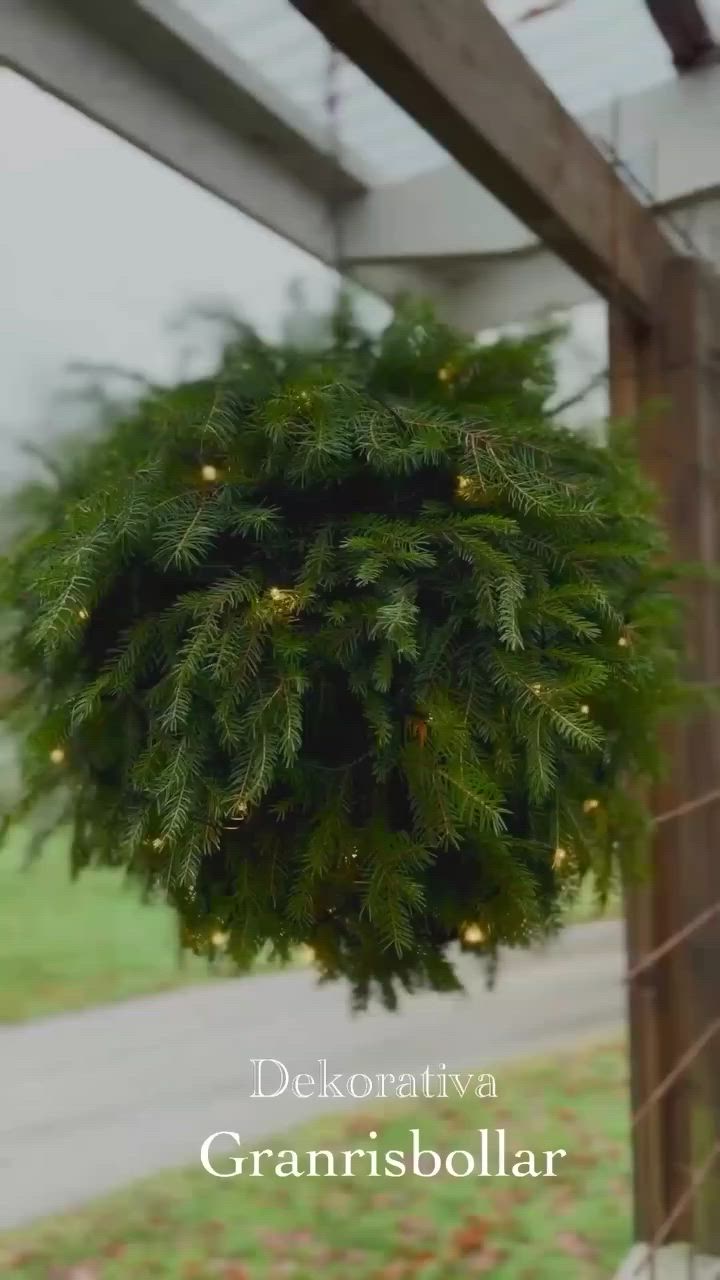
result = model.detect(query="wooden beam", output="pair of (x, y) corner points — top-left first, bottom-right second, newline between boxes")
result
(290, 0), (677, 320)
(57, 0), (368, 197)
(611, 260), (720, 1253)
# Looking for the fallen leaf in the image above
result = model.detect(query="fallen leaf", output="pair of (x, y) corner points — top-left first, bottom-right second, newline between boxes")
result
(102, 1242), (127, 1259)
(405, 1250), (436, 1270)
(554, 1107), (578, 1122)
(571, 1149), (602, 1168)
(373, 1265), (409, 1280)
(452, 1216), (490, 1256)
(346, 1114), (384, 1137)
(397, 1216), (433, 1241)
(556, 1231), (599, 1261)
(1, 1253), (39, 1268)
(467, 1248), (508, 1275)
(260, 1229), (313, 1253)
(370, 1192), (397, 1209)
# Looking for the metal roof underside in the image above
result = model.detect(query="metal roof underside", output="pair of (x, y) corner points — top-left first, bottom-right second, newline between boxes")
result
(173, 0), (720, 185)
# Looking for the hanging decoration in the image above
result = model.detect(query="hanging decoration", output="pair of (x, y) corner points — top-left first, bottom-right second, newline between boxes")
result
(0, 300), (686, 1008)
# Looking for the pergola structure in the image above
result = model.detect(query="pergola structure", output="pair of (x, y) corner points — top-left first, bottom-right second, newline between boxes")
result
(3, 1), (720, 1272)
(5, 0), (720, 328)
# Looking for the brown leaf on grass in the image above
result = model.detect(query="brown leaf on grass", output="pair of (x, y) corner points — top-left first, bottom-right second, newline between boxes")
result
(207, 1264), (252, 1280)
(1, 1252), (39, 1269)
(370, 1192), (397, 1209)
(437, 1108), (467, 1132)
(260, 1228), (313, 1253)
(571, 1149), (602, 1168)
(397, 1216), (434, 1241)
(550, 1185), (577, 1212)
(62, 1267), (101, 1280)
(556, 1231), (599, 1261)
(452, 1216), (491, 1255)
(506, 1184), (532, 1205)
(373, 1264), (411, 1280)
(491, 1108), (513, 1124)
(466, 1248), (508, 1275)
(101, 1242), (127, 1259)
(323, 1190), (357, 1213)
(346, 1114), (385, 1137)
(404, 1251), (437, 1270)
(600, 1142), (626, 1160)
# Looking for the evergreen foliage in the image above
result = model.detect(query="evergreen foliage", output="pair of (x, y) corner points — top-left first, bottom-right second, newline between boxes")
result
(0, 302), (683, 1008)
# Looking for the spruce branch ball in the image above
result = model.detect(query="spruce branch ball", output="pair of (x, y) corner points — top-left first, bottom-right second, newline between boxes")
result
(0, 303), (683, 1008)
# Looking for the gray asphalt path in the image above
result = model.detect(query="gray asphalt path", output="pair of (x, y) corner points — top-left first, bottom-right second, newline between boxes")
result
(0, 920), (624, 1230)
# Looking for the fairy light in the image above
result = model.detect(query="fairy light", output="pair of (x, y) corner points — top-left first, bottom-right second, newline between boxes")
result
(200, 464), (219, 482)
(49, 747), (65, 765)
(211, 930), (229, 949)
(463, 924), (486, 945)
(438, 365), (453, 383)
(583, 798), (600, 814)
(268, 586), (297, 614)
(77, 608), (89, 621)
(152, 837), (163, 850)
(532, 683), (544, 694)
(580, 704), (590, 716)
(618, 634), (630, 648)
(553, 846), (568, 870)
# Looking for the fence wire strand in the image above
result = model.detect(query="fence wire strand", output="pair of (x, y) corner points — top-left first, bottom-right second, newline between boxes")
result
(627, 777), (720, 1269)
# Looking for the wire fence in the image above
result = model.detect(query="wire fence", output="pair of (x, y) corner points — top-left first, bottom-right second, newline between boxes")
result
(627, 785), (720, 1277)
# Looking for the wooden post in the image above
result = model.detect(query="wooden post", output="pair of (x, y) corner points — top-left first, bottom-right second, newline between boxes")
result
(610, 260), (720, 1251)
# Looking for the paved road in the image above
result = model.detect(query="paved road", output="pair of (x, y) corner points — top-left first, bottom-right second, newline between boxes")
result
(0, 920), (624, 1230)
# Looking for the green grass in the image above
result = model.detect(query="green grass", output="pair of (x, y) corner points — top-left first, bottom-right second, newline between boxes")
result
(0, 830), (247, 1022)
(566, 876), (621, 925)
(0, 1041), (632, 1279)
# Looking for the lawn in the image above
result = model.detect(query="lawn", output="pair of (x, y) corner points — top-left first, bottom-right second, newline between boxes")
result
(0, 829), (234, 1022)
(0, 1041), (631, 1279)
(0, 826), (621, 1023)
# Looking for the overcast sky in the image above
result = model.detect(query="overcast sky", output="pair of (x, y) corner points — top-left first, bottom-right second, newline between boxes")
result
(0, 69), (607, 491)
